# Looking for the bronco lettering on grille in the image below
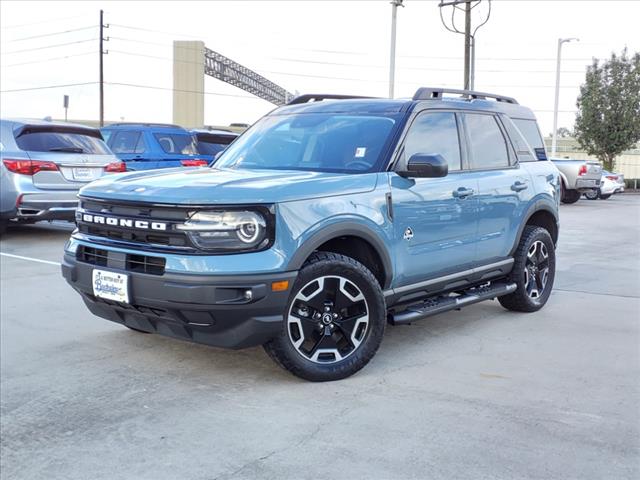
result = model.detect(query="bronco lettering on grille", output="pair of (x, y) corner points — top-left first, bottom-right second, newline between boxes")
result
(82, 213), (167, 231)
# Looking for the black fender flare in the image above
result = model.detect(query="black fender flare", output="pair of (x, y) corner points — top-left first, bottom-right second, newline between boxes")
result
(509, 200), (559, 256)
(286, 222), (394, 289)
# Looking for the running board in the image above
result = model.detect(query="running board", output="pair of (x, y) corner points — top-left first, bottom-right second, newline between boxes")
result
(389, 282), (517, 325)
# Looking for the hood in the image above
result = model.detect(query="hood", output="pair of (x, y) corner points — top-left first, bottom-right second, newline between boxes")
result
(79, 167), (378, 205)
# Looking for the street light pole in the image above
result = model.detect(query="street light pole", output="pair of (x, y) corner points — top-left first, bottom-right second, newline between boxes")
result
(552, 37), (578, 157)
(388, 0), (404, 99)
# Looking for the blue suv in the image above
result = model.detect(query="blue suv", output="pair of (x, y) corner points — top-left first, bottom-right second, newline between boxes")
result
(101, 123), (208, 170)
(63, 88), (560, 381)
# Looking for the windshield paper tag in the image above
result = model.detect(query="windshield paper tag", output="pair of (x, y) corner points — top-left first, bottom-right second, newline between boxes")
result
(355, 147), (366, 158)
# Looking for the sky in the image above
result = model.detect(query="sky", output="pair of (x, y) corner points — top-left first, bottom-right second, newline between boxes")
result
(1, 0), (639, 136)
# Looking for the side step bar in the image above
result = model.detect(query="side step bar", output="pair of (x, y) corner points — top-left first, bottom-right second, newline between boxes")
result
(389, 282), (517, 326)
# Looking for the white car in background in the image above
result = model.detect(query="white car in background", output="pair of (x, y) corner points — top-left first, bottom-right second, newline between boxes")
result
(584, 170), (625, 200)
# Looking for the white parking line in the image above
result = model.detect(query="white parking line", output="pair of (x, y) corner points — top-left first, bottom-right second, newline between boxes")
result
(0, 252), (61, 266)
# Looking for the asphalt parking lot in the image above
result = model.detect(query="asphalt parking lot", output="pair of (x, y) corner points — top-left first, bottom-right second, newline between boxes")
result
(1, 195), (639, 480)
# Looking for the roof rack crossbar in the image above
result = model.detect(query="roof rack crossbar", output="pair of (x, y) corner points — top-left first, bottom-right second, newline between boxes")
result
(413, 87), (518, 104)
(287, 94), (378, 105)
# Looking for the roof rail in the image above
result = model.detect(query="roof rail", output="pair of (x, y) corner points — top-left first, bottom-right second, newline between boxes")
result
(287, 94), (378, 105)
(413, 87), (518, 104)
(106, 122), (184, 128)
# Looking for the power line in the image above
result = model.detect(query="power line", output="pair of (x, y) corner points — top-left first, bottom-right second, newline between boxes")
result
(1, 51), (94, 68)
(105, 81), (258, 99)
(0, 82), (98, 93)
(1, 14), (92, 30)
(109, 23), (202, 40)
(3, 26), (95, 43)
(1, 38), (97, 55)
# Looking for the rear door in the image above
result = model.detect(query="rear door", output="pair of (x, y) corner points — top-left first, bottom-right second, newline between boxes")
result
(462, 112), (532, 261)
(390, 110), (480, 287)
(14, 125), (115, 189)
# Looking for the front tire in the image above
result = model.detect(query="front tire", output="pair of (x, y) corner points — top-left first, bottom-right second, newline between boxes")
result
(263, 252), (386, 382)
(499, 226), (556, 313)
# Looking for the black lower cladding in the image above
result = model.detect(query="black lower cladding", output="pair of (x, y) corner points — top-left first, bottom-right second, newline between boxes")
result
(62, 253), (297, 349)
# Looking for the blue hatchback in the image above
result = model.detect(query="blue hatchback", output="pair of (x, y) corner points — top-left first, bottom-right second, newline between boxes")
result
(101, 123), (208, 171)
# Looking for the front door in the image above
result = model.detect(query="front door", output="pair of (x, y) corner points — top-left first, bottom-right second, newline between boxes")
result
(391, 111), (479, 288)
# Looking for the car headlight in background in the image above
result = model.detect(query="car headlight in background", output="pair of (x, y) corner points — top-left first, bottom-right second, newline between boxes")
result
(176, 210), (271, 252)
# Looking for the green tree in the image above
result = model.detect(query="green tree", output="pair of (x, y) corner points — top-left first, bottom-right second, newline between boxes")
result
(574, 49), (640, 171)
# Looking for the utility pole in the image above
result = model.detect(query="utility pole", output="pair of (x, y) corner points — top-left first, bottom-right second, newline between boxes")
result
(551, 37), (578, 157)
(388, 0), (404, 99)
(438, 1), (491, 91)
(99, 10), (108, 127)
(463, 0), (471, 90)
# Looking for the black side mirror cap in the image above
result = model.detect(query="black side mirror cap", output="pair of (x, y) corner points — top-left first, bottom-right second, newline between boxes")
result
(398, 153), (449, 178)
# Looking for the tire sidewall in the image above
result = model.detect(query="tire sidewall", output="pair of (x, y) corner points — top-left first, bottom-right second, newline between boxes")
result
(511, 228), (556, 310)
(272, 254), (386, 381)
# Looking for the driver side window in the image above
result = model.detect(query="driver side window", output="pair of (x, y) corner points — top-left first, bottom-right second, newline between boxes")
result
(403, 112), (462, 171)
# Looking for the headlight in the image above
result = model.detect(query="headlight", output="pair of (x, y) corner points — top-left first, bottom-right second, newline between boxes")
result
(176, 210), (271, 252)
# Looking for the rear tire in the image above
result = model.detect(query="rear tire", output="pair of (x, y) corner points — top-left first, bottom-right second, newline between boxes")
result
(499, 226), (556, 313)
(599, 194), (612, 200)
(263, 251), (386, 382)
(561, 188), (581, 204)
(584, 190), (600, 200)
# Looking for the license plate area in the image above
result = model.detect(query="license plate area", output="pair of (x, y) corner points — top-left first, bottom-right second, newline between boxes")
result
(73, 167), (98, 181)
(92, 269), (129, 303)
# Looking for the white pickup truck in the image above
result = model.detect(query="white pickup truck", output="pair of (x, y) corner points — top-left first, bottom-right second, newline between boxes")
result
(508, 117), (603, 205)
(550, 158), (603, 204)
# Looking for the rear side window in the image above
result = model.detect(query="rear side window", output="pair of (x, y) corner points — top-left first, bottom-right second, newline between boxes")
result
(403, 112), (461, 171)
(512, 118), (547, 160)
(501, 116), (536, 163)
(15, 130), (110, 154)
(110, 131), (145, 154)
(153, 133), (197, 155)
(463, 113), (510, 169)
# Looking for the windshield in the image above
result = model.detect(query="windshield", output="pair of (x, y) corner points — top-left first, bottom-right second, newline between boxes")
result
(153, 133), (198, 155)
(214, 113), (399, 173)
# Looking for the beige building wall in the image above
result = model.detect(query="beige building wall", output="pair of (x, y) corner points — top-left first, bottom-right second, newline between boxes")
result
(173, 41), (205, 128)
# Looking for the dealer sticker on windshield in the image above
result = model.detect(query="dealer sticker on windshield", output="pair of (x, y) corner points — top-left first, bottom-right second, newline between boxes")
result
(92, 269), (129, 303)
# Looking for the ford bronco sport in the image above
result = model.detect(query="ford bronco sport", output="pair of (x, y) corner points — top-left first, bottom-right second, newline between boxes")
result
(62, 88), (560, 382)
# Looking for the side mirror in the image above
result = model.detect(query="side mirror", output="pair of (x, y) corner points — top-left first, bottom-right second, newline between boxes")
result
(398, 153), (448, 178)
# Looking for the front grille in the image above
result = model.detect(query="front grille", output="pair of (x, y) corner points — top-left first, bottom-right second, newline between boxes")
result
(76, 198), (194, 251)
(77, 245), (166, 276)
(78, 246), (108, 267)
(78, 224), (189, 247)
(127, 254), (166, 276)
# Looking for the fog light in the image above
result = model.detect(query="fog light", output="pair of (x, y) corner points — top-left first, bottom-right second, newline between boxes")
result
(271, 280), (289, 292)
(243, 290), (253, 301)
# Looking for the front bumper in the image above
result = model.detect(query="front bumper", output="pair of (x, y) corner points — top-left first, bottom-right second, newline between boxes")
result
(62, 253), (296, 349)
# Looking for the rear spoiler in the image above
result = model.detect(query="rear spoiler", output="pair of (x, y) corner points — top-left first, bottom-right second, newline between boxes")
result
(14, 124), (103, 140)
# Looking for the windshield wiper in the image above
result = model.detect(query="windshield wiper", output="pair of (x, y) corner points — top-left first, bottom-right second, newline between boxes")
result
(49, 147), (84, 153)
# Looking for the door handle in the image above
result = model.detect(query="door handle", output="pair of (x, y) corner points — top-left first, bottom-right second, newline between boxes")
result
(511, 181), (528, 192)
(452, 187), (474, 199)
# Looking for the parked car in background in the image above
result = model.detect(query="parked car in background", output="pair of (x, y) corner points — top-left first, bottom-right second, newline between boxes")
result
(191, 128), (239, 163)
(505, 117), (602, 204)
(0, 118), (123, 233)
(584, 170), (625, 200)
(101, 123), (209, 171)
(550, 159), (603, 203)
